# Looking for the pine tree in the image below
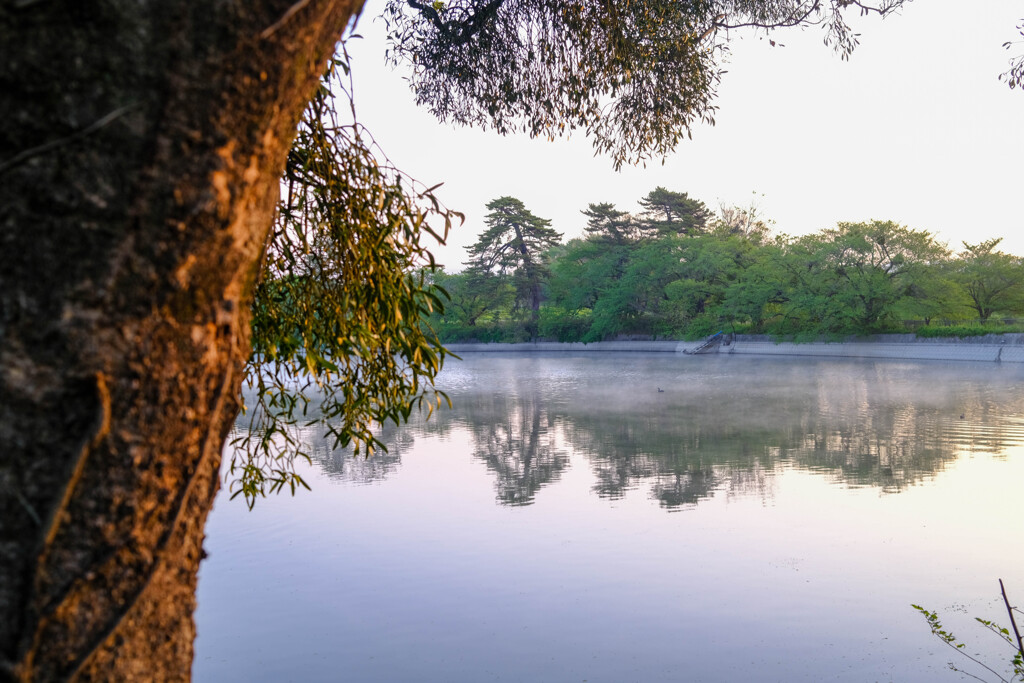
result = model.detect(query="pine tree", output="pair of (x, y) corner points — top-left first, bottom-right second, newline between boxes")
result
(637, 187), (712, 237)
(467, 197), (562, 335)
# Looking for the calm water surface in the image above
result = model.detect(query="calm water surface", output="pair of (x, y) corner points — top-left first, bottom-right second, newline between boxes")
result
(194, 354), (1024, 682)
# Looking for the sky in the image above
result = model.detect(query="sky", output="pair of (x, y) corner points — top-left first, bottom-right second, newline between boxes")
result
(344, 1), (1024, 271)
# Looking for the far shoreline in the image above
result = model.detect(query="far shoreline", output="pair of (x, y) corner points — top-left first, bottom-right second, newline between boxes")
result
(444, 333), (1024, 363)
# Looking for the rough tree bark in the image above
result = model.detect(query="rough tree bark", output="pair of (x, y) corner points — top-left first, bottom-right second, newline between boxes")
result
(0, 1), (361, 679)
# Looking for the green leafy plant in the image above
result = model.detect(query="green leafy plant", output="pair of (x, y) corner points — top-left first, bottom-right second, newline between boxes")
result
(229, 44), (462, 507)
(916, 323), (1024, 338)
(913, 580), (1024, 682)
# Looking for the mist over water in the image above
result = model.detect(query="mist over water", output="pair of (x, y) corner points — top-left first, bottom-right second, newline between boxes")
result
(197, 354), (1024, 682)
(312, 354), (1024, 505)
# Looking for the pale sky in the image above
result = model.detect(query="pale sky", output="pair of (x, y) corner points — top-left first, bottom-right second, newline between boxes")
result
(345, 1), (1024, 270)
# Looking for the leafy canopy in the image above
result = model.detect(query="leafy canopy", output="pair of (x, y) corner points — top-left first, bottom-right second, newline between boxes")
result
(230, 49), (461, 506)
(384, 0), (909, 167)
(780, 221), (950, 333)
(954, 238), (1024, 323)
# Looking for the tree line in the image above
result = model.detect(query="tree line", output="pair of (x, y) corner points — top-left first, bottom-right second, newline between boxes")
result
(430, 190), (1024, 342)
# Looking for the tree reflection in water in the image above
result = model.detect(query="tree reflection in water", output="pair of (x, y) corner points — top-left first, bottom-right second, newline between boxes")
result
(234, 355), (1024, 510)
(460, 391), (569, 506)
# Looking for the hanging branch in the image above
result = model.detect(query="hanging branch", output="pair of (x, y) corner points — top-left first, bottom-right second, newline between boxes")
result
(1001, 579), (1024, 665)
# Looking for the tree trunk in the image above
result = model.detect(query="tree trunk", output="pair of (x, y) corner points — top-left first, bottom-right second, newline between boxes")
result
(0, 1), (361, 679)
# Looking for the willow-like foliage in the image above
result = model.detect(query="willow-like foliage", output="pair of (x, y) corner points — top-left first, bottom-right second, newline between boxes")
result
(229, 48), (461, 507)
(384, 0), (905, 168)
(1001, 19), (1024, 90)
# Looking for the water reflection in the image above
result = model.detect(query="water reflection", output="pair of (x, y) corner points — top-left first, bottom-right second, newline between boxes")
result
(461, 391), (570, 506)
(236, 354), (1024, 510)
(289, 422), (407, 484)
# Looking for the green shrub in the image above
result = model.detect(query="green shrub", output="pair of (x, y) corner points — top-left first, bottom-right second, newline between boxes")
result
(916, 324), (1005, 338)
(436, 321), (532, 343)
(538, 307), (591, 342)
(682, 316), (719, 340)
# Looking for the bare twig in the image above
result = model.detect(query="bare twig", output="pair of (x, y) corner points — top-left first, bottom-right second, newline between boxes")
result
(1000, 579), (1024, 663)
(0, 103), (137, 176)
(952, 666), (998, 683)
(716, 0), (900, 32)
(939, 636), (1011, 683)
(716, 2), (820, 31)
(260, 0), (312, 39)
(5, 484), (42, 527)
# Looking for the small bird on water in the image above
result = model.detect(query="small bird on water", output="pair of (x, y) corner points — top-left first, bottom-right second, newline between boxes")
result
(657, 387), (665, 393)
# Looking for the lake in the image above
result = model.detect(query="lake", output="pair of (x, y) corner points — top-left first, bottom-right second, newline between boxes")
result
(194, 353), (1024, 682)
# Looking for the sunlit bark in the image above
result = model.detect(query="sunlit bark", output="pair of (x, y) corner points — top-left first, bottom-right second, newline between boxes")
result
(0, 1), (360, 679)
